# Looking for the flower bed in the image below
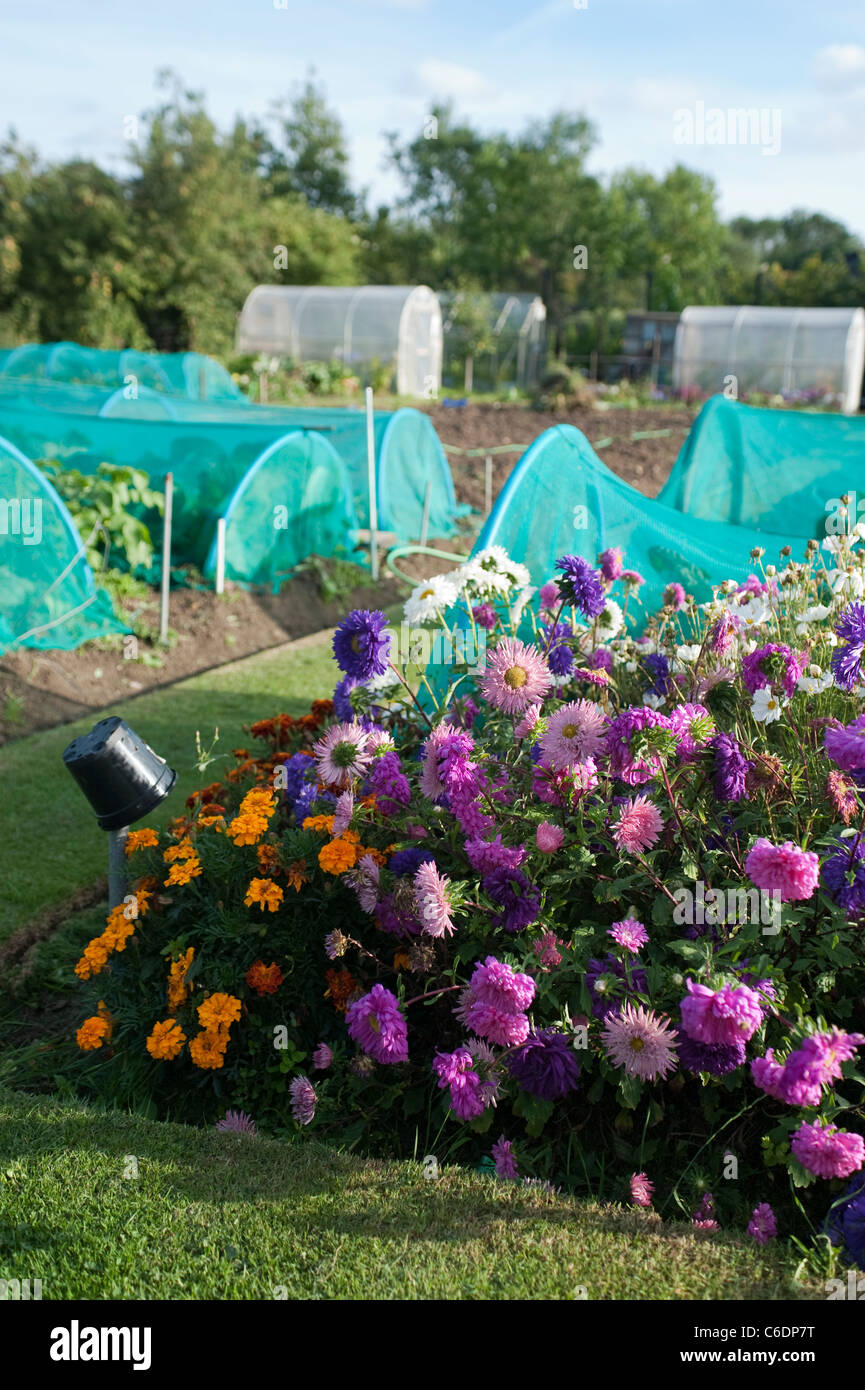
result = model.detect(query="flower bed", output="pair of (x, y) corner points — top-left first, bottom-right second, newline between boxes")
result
(72, 538), (865, 1264)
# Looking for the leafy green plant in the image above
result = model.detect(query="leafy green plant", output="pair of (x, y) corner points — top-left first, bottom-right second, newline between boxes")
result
(40, 460), (164, 574)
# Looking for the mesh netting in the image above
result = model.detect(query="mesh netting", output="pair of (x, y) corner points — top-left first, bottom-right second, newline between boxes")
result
(0, 433), (128, 654)
(0, 342), (242, 401)
(659, 395), (865, 541)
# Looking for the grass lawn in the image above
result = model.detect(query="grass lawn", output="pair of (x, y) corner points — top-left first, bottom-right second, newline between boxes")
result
(0, 634), (338, 944)
(0, 1086), (823, 1301)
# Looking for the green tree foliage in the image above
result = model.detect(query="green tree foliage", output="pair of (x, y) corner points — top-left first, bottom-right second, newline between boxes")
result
(261, 74), (360, 218)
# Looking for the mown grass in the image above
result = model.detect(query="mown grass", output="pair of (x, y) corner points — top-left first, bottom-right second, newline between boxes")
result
(0, 635), (338, 943)
(0, 1086), (823, 1301)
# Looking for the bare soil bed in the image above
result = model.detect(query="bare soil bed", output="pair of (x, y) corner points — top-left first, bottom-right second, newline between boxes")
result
(1, 403), (691, 745)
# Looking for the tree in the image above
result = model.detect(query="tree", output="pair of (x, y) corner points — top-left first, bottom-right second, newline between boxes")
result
(263, 75), (359, 218)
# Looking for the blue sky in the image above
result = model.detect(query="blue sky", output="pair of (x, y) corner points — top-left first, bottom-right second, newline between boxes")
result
(2, 0), (864, 235)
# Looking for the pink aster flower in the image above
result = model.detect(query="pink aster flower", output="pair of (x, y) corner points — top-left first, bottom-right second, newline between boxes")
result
(464, 1001), (531, 1047)
(609, 919), (649, 954)
(747, 1203), (777, 1246)
(601, 1001), (679, 1080)
(669, 702), (715, 761)
(289, 1075), (316, 1126)
(539, 699), (607, 770)
(630, 1172), (654, 1207)
(751, 1048), (788, 1101)
(622, 569), (644, 588)
(468, 955), (536, 1012)
(216, 1109), (257, 1136)
(346, 983), (409, 1064)
(681, 978), (763, 1046)
(312, 1042), (333, 1071)
(613, 795), (663, 855)
(414, 860), (455, 937)
(345, 853), (380, 914)
(599, 547), (623, 582)
(514, 703), (542, 739)
(536, 821), (564, 853)
(492, 1134), (520, 1179)
(333, 790), (354, 835)
(481, 637), (553, 715)
(533, 931), (564, 969)
(539, 580), (560, 611)
(432, 1047), (487, 1120)
(745, 838), (819, 902)
(791, 1120), (865, 1180)
(313, 721), (371, 790)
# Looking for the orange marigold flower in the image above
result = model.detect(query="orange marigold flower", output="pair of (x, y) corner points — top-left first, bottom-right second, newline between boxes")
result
(164, 855), (202, 887)
(244, 877), (284, 913)
(318, 836), (359, 875)
(76, 1015), (111, 1051)
(285, 858), (309, 892)
(226, 812), (269, 846)
(302, 814), (335, 834)
(74, 937), (110, 979)
(197, 992), (242, 1032)
(189, 1030), (227, 1070)
(311, 699), (335, 723)
(393, 951), (412, 972)
(232, 748), (249, 759)
(358, 845), (387, 868)
(245, 959), (284, 996)
(146, 1018), (187, 1060)
(198, 803), (226, 820)
(163, 837), (196, 863)
(104, 917), (136, 953)
(256, 843), (281, 875)
(167, 947), (195, 1010)
(324, 967), (358, 1013)
(240, 788), (277, 818)
(125, 828), (159, 855)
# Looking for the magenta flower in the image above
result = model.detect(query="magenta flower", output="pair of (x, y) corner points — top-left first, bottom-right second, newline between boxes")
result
(414, 860), (455, 938)
(791, 1120), (865, 1180)
(608, 919), (649, 954)
(539, 580), (561, 611)
(663, 582), (686, 610)
(630, 1172), (654, 1207)
(599, 547), (623, 581)
(669, 702), (715, 761)
(289, 1075), (316, 1126)
(533, 931), (564, 968)
(481, 637), (552, 715)
(460, 955), (535, 1047)
(601, 1002), (679, 1080)
(613, 795), (663, 854)
(747, 1203), (777, 1245)
(216, 1109), (257, 1136)
(680, 978), (763, 1046)
(742, 643), (805, 701)
(492, 1135), (519, 1179)
(745, 838), (819, 902)
(313, 721), (371, 789)
(514, 703), (542, 739)
(606, 706), (672, 785)
(824, 715), (865, 772)
(346, 984), (409, 1064)
(312, 1042), (333, 1071)
(751, 1049), (788, 1101)
(536, 821), (564, 853)
(432, 1047), (487, 1120)
(539, 699), (607, 770)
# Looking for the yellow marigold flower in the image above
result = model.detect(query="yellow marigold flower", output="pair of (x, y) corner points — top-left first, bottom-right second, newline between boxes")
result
(302, 814), (335, 834)
(318, 836), (359, 875)
(96, 1000), (115, 1039)
(226, 812), (269, 846)
(74, 937), (110, 979)
(167, 947), (195, 1010)
(163, 837), (196, 864)
(76, 1015), (111, 1051)
(125, 827), (159, 855)
(146, 1018), (187, 1061)
(197, 992), (241, 1032)
(189, 1030), (228, 1070)
(240, 788), (277, 818)
(164, 855), (202, 887)
(244, 877), (284, 913)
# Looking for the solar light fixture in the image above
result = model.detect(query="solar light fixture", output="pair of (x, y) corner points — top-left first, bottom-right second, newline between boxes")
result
(62, 716), (177, 906)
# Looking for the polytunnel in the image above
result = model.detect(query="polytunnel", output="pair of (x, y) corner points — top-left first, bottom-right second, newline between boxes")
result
(0, 402), (358, 589)
(659, 395), (865, 541)
(672, 306), (865, 415)
(236, 285), (443, 398)
(0, 341), (243, 402)
(461, 424), (793, 629)
(0, 433), (127, 654)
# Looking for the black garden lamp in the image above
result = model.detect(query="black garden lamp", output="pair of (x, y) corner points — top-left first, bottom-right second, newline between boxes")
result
(62, 716), (177, 908)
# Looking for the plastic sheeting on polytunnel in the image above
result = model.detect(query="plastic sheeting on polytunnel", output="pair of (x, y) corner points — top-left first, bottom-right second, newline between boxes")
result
(0, 433), (128, 654)
(659, 395), (865, 542)
(0, 402), (358, 589)
(465, 424), (796, 628)
(0, 341), (243, 402)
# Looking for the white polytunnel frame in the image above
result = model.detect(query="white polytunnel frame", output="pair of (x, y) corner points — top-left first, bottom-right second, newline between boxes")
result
(236, 285), (443, 398)
(673, 306), (865, 415)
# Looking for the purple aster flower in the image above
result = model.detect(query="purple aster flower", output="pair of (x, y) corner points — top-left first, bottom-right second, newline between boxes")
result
(216, 1109), (257, 1136)
(432, 1047), (487, 1120)
(332, 608), (391, 681)
(312, 1043), (333, 1071)
(491, 1135), (519, 1180)
(606, 705), (673, 785)
(832, 602), (865, 691)
(599, 547), (623, 581)
(541, 621), (575, 676)
(555, 554), (605, 618)
(369, 749), (411, 816)
(822, 836), (865, 919)
(472, 603), (498, 631)
(826, 1177), (865, 1270)
(505, 1030), (581, 1100)
(677, 1034), (746, 1076)
(281, 751), (316, 804)
(333, 673), (363, 721)
(589, 648), (613, 673)
(747, 1203), (777, 1246)
(289, 1075), (316, 1126)
(713, 732), (749, 802)
(669, 702), (715, 761)
(709, 612), (737, 656)
(643, 652), (672, 699)
(742, 643), (805, 700)
(346, 984), (409, 1064)
(483, 866), (541, 932)
(663, 582), (686, 610)
(825, 715), (865, 772)
(464, 833), (526, 874)
(585, 954), (648, 1020)
(388, 847), (435, 877)
(414, 860), (455, 937)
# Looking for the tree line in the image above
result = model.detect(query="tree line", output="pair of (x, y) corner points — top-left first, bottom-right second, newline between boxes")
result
(1, 69), (862, 361)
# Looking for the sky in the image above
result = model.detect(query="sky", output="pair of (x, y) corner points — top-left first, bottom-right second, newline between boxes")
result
(2, 0), (864, 236)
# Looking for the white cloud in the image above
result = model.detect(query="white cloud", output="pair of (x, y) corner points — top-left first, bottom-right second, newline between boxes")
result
(414, 60), (496, 100)
(814, 43), (865, 89)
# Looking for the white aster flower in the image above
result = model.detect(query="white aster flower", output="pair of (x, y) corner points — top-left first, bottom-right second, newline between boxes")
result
(732, 596), (771, 632)
(797, 665), (833, 694)
(794, 604), (830, 634)
(751, 687), (786, 723)
(675, 643), (702, 663)
(403, 573), (460, 624)
(596, 598), (623, 642)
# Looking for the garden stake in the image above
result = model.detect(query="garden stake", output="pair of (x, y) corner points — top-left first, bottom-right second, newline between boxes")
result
(365, 386), (379, 581)
(159, 471), (173, 644)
